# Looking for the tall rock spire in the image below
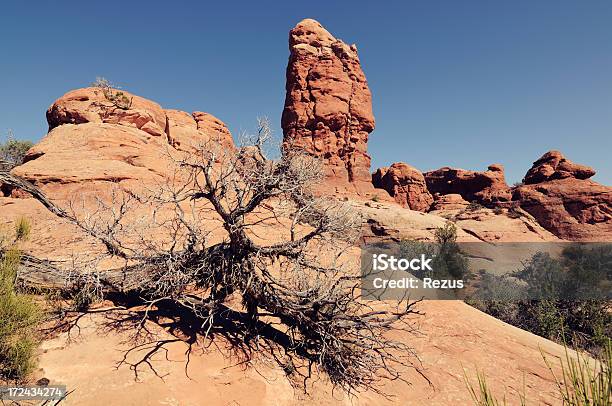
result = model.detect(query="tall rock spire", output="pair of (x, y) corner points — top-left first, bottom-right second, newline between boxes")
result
(281, 19), (375, 194)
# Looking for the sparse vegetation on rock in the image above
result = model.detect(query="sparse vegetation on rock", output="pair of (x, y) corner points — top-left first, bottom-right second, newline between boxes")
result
(0, 218), (41, 381)
(0, 130), (33, 169)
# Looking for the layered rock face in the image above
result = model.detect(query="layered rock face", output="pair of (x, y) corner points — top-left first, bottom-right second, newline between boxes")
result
(513, 151), (611, 241)
(372, 163), (433, 211)
(424, 164), (512, 206)
(281, 19), (375, 194)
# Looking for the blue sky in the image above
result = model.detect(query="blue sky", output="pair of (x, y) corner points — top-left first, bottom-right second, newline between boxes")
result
(1, 0), (610, 184)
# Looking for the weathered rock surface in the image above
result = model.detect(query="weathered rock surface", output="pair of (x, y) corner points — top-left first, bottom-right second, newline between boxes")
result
(46, 87), (168, 138)
(430, 193), (470, 211)
(166, 109), (235, 152)
(424, 164), (512, 206)
(513, 151), (611, 241)
(372, 163), (433, 211)
(523, 150), (596, 184)
(281, 19), (375, 194)
(13, 89), (234, 200)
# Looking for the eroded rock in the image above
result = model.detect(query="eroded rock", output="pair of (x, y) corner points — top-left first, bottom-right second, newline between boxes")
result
(281, 19), (375, 194)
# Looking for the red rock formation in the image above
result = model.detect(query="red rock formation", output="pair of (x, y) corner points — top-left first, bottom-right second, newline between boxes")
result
(166, 110), (235, 152)
(424, 164), (511, 206)
(523, 150), (596, 184)
(372, 163), (433, 211)
(281, 19), (375, 194)
(47, 87), (168, 138)
(13, 88), (235, 198)
(430, 194), (470, 211)
(513, 151), (611, 241)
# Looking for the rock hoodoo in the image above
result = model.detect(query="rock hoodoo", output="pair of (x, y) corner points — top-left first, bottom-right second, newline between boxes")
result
(513, 151), (611, 241)
(372, 163), (433, 211)
(424, 164), (512, 206)
(281, 19), (375, 194)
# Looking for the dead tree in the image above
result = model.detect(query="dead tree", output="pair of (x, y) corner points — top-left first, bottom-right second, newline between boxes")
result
(0, 118), (423, 394)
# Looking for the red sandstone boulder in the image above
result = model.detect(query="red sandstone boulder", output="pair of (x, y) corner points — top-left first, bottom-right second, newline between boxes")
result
(513, 151), (611, 241)
(281, 19), (375, 195)
(372, 163), (433, 211)
(424, 164), (511, 206)
(523, 150), (596, 184)
(47, 87), (168, 138)
(13, 89), (235, 199)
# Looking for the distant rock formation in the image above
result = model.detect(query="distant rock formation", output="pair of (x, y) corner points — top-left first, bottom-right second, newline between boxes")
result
(513, 151), (611, 241)
(429, 193), (470, 211)
(372, 163), (433, 211)
(424, 164), (512, 206)
(522, 150), (596, 184)
(281, 19), (375, 194)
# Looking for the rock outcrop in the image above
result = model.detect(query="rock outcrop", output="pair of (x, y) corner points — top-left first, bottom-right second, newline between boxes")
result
(47, 87), (168, 138)
(523, 150), (596, 184)
(372, 163), (433, 211)
(429, 193), (470, 211)
(281, 19), (375, 195)
(513, 151), (611, 241)
(424, 164), (512, 206)
(13, 88), (234, 199)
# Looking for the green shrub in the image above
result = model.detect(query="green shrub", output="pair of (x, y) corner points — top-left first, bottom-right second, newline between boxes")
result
(469, 245), (611, 355)
(0, 132), (33, 169)
(400, 222), (470, 281)
(0, 219), (41, 381)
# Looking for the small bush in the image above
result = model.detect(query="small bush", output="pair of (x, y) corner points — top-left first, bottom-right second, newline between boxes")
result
(0, 219), (41, 381)
(0, 131), (33, 169)
(92, 76), (132, 110)
(493, 207), (504, 215)
(400, 222), (470, 281)
(465, 201), (483, 212)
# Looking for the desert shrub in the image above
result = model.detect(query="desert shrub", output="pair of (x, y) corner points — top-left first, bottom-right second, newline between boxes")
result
(0, 218), (41, 381)
(400, 222), (470, 281)
(0, 131), (33, 169)
(469, 246), (611, 355)
(493, 207), (504, 215)
(92, 76), (132, 110)
(465, 201), (483, 212)
(4, 119), (423, 394)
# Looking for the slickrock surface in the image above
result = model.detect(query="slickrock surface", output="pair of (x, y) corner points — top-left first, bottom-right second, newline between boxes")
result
(424, 164), (512, 207)
(372, 163), (433, 211)
(513, 151), (611, 241)
(281, 19), (375, 195)
(35, 301), (569, 405)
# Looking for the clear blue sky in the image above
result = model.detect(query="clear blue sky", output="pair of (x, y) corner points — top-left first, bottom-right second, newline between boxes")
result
(1, 0), (610, 185)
